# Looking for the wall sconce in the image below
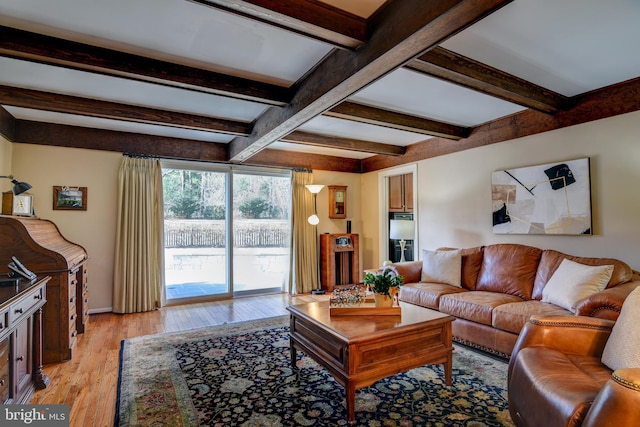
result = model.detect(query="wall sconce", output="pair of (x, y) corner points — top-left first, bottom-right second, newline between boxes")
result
(305, 184), (324, 225)
(0, 175), (32, 195)
(390, 219), (415, 262)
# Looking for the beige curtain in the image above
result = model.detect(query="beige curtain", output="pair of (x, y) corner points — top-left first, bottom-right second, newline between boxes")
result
(289, 171), (319, 294)
(113, 157), (166, 313)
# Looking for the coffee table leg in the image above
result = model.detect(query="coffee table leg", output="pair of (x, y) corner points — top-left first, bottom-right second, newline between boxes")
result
(290, 341), (297, 368)
(444, 352), (452, 386)
(346, 382), (356, 423)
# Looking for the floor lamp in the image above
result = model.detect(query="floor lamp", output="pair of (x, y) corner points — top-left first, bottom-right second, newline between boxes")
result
(305, 184), (325, 295)
(389, 219), (415, 262)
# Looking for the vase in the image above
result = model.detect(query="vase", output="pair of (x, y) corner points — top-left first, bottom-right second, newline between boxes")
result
(374, 293), (394, 308)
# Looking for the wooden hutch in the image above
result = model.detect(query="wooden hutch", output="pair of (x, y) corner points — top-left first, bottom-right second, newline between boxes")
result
(0, 276), (50, 403)
(0, 216), (89, 364)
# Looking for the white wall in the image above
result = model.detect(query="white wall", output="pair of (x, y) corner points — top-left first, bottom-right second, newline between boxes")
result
(362, 110), (640, 271)
(11, 144), (121, 313)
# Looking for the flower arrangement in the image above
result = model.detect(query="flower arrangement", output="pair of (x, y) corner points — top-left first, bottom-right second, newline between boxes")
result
(363, 266), (404, 297)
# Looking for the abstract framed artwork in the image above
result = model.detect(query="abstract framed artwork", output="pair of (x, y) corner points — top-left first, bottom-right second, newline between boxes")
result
(491, 158), (592, 235)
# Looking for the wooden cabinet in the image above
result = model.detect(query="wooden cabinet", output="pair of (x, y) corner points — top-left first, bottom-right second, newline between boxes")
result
(328, 185), (347, 219)
(0, 277), (50, 404)
(319, 233), (359, 291)
(0, 216), (88, 364)
(388, 173), (413, 212)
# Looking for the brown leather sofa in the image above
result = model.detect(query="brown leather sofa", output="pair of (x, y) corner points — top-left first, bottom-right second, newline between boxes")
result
(393, 243), (639, 357)
(508, 315), (640, 427)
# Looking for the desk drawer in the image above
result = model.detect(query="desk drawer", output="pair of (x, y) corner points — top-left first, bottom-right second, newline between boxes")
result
(9, 285), (44, 324)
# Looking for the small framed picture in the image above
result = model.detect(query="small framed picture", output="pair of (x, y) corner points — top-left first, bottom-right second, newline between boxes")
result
(53, 186), (88, 211)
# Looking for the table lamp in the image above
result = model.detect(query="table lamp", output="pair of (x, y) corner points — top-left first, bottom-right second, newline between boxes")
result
(389, 219), (415, 262)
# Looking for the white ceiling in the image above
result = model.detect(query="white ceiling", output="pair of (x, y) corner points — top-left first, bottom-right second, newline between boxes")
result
(1, 0), (639, 161)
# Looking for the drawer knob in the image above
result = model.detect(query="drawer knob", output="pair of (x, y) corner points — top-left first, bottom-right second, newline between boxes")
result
(0, 379), (4, 386)
(14, 308), (23, 314)
(34, 294), (42, 300)
(70, 297), (75, 303)
(16, 356), (24, 361)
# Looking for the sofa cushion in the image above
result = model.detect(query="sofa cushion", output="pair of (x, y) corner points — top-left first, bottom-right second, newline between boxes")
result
(541, 259), (613, 313)
(439, 291), (523, 326)
(532, 249), (633, 300)
(399, 282), (467, 310)
(439, 246), (484, 290)
(421, 249), (462, 287)
(601, 286), (640, 371)
(492, 300), (571, 334)
(476, 244), (542, 300)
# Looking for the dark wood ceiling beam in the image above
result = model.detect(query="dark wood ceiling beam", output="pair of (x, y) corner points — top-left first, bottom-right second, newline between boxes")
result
(326, 101), (470, 139)
(0, 26), (291, 106)
(188, 0), (366, 49)
(0, 106), (16, 141)
(11, 119), (361, 171)
(407, 47), (570, 114)
(360, 77), (640, 172)
(228, 0), (513, 162)
(14, 120), (229, 161)
(0, 85), (252, 136)
(282, 130), (405, 155)
(248, 148), (361, 173)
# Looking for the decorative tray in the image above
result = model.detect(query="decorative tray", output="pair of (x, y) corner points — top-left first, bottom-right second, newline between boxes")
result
(329, 303), (401, 316)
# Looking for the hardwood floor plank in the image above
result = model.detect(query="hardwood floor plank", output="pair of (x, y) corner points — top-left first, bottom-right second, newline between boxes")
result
(29, 292), (326, 427)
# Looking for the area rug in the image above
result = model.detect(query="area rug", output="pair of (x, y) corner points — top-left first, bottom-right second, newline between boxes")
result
(116, 316), (514, 426)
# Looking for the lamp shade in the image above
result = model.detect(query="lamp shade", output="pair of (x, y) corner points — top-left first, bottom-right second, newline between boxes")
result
(389, 219), (415, 241)
(305, 184), (324, 194)
(1, 175), (32, 195)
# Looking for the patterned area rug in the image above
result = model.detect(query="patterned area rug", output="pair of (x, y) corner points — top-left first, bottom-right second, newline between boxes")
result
(116, 316), (514, 426)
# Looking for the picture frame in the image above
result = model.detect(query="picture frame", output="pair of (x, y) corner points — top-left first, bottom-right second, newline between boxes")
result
(53, 186), (88, 211)
(491, 158), (591, 235)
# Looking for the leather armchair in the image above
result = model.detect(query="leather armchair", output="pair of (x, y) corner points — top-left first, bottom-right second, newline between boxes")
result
(508, 315), (640, 427)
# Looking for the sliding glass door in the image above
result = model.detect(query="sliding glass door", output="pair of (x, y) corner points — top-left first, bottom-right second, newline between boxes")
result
(161, 161), (291, 302)
(232, 171), (291, 295)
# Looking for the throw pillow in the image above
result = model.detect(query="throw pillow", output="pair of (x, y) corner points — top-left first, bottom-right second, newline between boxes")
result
(541, 258), (614, 312)
(421, 249), (462, 287)
(602, 286), (640, 370)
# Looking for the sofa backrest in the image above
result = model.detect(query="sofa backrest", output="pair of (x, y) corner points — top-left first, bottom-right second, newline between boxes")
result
(438, 246), (484, 290)
(476, 244), (542, 300)
(389, 260), (423, 284)
(531, 249), (633, 300)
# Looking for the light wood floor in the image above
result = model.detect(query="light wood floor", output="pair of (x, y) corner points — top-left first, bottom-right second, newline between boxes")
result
(30, 292), (325, 427)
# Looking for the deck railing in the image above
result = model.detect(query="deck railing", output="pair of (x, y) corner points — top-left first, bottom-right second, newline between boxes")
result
(164, 219), (290, 248)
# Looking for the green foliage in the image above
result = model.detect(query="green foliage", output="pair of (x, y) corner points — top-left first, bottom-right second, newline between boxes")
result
(169, 195), (200, 219)
(363, 266), (404, 297)
(162, 168), (290, 220)
(238, 198), (270, 219)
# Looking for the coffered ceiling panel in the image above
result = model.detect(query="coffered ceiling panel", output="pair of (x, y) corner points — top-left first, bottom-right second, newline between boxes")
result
(0, 0), (639, 171)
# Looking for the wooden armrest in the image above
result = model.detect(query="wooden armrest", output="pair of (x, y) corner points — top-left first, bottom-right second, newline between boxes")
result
(583, 368), (640, 427)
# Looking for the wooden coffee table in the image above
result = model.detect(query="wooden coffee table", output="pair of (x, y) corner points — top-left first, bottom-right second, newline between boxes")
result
(286, 301), (455, 423)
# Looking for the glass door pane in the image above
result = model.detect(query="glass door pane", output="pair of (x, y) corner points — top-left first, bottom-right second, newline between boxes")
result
(232, 172), (291, 295)
(163, 168), (230, 301)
